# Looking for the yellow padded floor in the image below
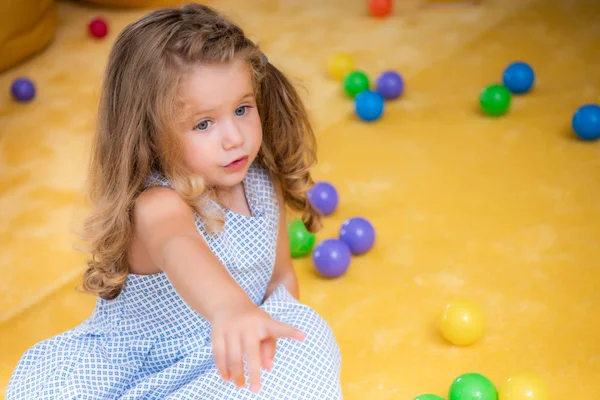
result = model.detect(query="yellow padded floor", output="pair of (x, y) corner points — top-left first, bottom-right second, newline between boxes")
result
(1, 0), (599, 398)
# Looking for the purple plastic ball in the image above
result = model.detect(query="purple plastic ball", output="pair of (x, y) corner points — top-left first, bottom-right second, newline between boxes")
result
(375, 71), (404, 100)
(339, 217), (376, 255)
(10, 77), (36, 102)
(312, 239), (352, 278)
(308, 181), (338, 216)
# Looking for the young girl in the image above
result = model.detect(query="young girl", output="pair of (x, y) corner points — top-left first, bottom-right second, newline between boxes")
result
(6, 4), (342, 399)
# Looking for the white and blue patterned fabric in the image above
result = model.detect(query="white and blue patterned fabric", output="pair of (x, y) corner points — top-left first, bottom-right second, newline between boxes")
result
(6, 162), (342, 399)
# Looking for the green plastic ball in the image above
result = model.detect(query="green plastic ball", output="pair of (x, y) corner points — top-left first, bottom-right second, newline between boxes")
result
(479, 84), (511, 116)
(449, 373), (497, 400)
(343, 70), (370, 98)
(288, 219), (315, 258)
(414, 394), (445, 400)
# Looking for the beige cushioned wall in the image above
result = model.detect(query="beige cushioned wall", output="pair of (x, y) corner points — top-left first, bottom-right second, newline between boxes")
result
(0, 0), (57, 73)
(79, 0), (184, 7)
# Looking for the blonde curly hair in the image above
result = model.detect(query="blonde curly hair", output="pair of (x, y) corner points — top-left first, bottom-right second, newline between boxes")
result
(80, 3), (321, 300)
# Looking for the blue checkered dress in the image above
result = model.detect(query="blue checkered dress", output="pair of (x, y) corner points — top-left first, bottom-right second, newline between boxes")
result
(6, 162), (342, 399)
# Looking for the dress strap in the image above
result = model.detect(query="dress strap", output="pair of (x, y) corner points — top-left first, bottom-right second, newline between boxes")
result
(145, 170), (171, 189)
(244, 162), (279, 219)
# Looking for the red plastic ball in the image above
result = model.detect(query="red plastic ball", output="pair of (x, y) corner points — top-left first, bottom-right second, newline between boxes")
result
(368, 0), (392, 17)
(89, 17), (108, 39)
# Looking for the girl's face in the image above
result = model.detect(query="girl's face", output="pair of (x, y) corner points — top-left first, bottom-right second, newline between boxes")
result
(178, 58), (262, 189)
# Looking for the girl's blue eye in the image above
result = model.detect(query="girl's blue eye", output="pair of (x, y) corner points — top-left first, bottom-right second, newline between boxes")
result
(195, 120), (212, 131)
(235, 106), (248, 116)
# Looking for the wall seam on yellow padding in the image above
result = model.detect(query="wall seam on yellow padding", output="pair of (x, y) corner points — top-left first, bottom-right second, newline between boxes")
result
(0, 269), (83, 328)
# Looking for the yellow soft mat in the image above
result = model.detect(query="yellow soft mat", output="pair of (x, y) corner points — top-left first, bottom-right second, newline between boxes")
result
(1, 0), (599, 398)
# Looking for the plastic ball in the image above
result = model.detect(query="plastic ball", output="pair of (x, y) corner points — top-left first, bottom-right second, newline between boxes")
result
(288, 219), (316, 258)
(376, 70), (404, 99)
(502, 61), (535, 94)
(439, 300), (484, 346)
(327, 52), (355, 81)
(308, 181), (339, 216)
(498, 374), (549, 400)
(449, 373), (497, 400)
(355, 90), (385, 122)
(339, 217), (375, 255)
(312, 239), (351, 278)
(89, 17), (108, 39)
(414, 395), (445, 400)
(10, 78), (36, 102)
(343, 70), (370, 98)
(572, 104), (600, 140)
(368, 0), (393, 17)
(480, 84), (511, 116)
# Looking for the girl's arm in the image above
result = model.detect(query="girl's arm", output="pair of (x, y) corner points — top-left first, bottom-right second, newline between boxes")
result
(263, 182), (300, 301)
(133, 186), (305, 393)
(134, 186), (253, 322)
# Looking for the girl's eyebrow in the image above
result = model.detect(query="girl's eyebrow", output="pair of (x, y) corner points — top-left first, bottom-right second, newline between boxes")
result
(238, 92), (255, 102)
(190, 92), (255, 117)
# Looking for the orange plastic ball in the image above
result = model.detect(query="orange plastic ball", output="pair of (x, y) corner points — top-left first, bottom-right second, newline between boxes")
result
(368, 0), (392, 17)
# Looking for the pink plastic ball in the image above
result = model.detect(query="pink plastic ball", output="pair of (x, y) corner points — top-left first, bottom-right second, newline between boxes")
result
(89, 18), (108, 39)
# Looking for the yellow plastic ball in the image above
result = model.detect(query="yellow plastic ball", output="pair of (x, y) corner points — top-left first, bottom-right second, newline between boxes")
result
(439, 300), (484, 346)
(326, 52), (355, 81)
(499, 374), (549, 400)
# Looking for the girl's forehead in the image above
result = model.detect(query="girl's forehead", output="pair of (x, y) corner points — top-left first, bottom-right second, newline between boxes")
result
(178, 60), (254, 110)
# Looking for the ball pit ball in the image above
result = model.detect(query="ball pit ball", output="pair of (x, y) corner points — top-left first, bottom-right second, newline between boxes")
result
(498, 373), (549, 400)
(308, 181), (339, 216)
(572, 104), (600, 140)
(480, 84), (511, 116)
(10, 78), (36, 102)
(89, 17), (109, 39)
(343, 70), (370, 98)
(327, 52), (355, 81)
(355, 90), (385, 121)
(502, 61), (535, 94)
(376, 70), (404, 100)
(288, 219), (316, 258)
(439, 300), (484, 346)
(368, 0), (393, 17)
(339, 217), (376, 255)
(449, 373), (498, 400)
(312, 239), (352, 278)
(414, 395), (445, 400)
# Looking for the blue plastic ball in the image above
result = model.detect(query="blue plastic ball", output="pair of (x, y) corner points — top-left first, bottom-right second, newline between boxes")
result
(376, 70), (404, 100)
(308, 181), (338, 216)
(355, 90), (384, 122)
(339, 217), (376, 255)
(502, 61), (535, 94)
(11, 77), (36, 102)
(572, 104), (600, 140)
(312, 239), (351, 278)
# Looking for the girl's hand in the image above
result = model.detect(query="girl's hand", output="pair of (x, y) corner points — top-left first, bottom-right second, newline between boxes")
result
(211, 302), (306, 393)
